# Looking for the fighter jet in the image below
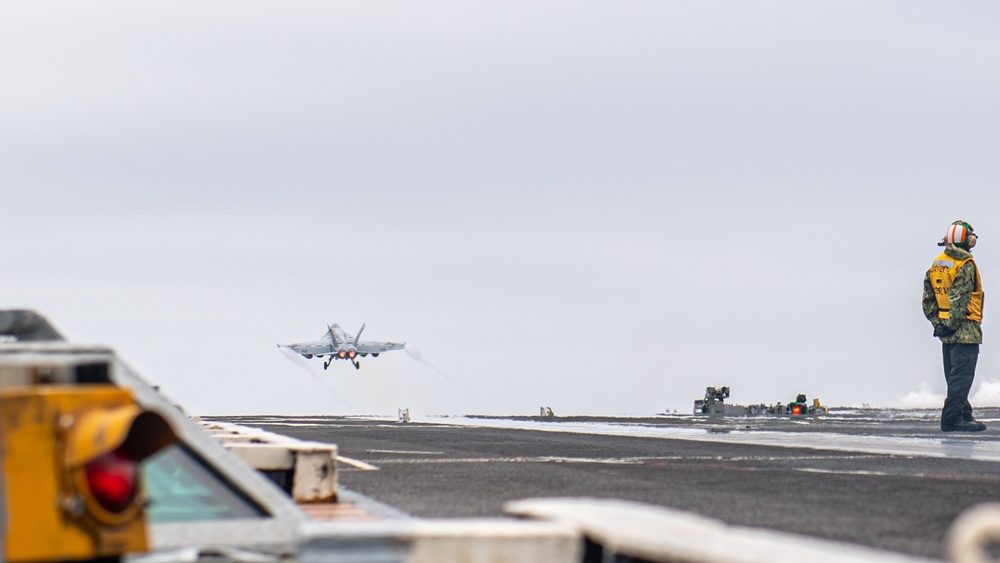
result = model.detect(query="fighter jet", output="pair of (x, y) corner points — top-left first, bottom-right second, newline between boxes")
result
(278, 323), (405, 370)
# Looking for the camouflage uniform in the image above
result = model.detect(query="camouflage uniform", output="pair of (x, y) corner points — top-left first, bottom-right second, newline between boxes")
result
(922, 243), (983, 430)
(922, 244), (983, 345)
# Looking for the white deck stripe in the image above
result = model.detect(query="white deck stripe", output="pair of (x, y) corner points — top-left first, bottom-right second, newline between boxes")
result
(336, 456), (380, 470)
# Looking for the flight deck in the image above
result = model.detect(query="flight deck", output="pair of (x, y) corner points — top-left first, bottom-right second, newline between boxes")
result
(212, 409), (1000, 561)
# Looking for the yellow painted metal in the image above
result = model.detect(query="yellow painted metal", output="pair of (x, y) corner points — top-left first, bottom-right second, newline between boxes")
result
(1, 386), (175, 562)
(63, 402), (143, 468)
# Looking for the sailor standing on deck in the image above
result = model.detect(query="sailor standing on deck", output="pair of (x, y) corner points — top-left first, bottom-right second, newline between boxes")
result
(923, 220), (987, 433)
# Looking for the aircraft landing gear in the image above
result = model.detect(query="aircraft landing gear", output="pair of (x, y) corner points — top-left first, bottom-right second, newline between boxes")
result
(352, 359), (360, 370)
(323, 358), (332, 370)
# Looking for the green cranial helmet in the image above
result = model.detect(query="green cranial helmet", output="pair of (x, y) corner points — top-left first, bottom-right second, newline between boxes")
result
(944, 220), (977, 248)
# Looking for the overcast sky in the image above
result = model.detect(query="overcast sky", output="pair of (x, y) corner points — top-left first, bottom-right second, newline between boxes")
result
(3, 2), (1000, 416)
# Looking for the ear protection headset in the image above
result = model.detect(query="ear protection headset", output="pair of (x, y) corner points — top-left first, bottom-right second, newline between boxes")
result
(940, 220), (978, 248)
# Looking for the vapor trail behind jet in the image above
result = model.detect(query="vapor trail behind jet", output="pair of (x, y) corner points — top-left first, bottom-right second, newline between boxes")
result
(405, 344), (459, 383)
(278, 346), (358, 409)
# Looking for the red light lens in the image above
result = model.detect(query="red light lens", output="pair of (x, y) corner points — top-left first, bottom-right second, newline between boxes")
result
(792, 406), (802, 415)
(85, 448), (138, 513)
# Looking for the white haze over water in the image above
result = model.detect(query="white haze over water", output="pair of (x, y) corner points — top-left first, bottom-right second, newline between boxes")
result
(3, 2), (1000, 416)
(895, 379), (1000, 410)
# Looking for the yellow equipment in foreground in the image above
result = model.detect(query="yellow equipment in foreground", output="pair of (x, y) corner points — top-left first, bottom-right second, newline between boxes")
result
(2, 385), (177, 563)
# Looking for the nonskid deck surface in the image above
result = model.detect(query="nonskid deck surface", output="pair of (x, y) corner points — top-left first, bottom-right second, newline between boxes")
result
(209, 409), (1000, 561)
(220, 408), (1000, 460)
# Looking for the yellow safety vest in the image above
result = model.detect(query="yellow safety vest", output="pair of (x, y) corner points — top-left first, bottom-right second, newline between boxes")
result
(929, 252), (984, 323)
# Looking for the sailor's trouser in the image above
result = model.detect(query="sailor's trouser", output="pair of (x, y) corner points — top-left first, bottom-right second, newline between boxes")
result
(941, 343), (979, 428)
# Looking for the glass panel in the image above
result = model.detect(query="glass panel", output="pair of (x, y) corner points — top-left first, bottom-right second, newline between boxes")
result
(142, 444), (266, 523)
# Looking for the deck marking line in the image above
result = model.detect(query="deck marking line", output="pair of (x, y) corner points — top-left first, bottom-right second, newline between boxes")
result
(336, 456), (379, 470)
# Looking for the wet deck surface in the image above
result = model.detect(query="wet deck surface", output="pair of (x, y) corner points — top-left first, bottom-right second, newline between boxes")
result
(211, 408), (1000, 561)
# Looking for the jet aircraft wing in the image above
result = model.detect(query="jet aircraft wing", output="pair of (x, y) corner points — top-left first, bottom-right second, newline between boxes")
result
(355, 341), (406, 354)
(279, 341), (331, 355)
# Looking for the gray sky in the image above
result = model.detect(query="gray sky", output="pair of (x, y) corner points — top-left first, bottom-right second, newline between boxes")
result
(3, 2), (1000, 416)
